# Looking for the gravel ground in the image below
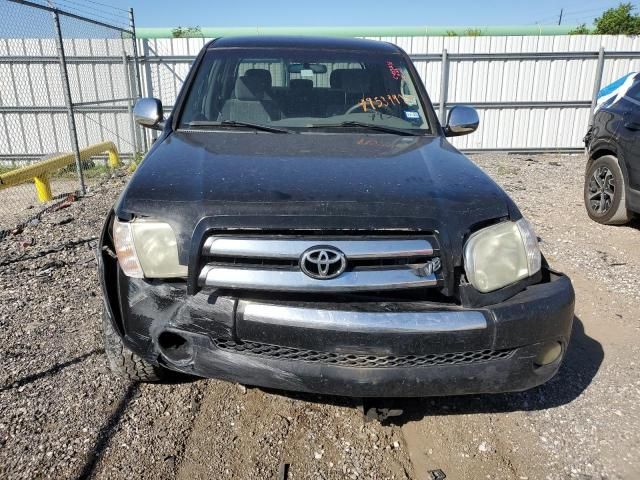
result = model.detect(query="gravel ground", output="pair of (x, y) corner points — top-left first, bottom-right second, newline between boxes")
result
(474, 154), (640, 302)
(0, 172), (412, 480)
(0, 175), (204, 480)
(1, 154), (639, 479)
(396, 153), (640, 480)
(0, 178), (97, 237)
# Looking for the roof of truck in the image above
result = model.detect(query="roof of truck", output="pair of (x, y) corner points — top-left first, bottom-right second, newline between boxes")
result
(207, 35), (401, 53)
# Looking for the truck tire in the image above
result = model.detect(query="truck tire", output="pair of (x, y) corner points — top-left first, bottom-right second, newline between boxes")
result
(103, 310), (165, 382)
(584, 155), (631, 225)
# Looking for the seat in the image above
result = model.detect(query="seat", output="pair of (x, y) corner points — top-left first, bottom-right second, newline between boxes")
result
(326, 69), (371, 116)
(290, 79), (313, 91)
(330, 69), (348, 89)
(220, 75), (283, 123)
(244, 68), (273, 92)
(285, 79), (315, 117)
(340, 70), (371, 96)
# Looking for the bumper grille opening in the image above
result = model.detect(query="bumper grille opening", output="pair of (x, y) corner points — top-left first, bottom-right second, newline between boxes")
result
(212, 338), (514, 368)
(208, 256), (298, 269)
(206, 255), (432, 271)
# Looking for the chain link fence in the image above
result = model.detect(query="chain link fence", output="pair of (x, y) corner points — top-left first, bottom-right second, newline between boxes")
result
(0, 0), (142, 239)
(4, 3), (640, 241)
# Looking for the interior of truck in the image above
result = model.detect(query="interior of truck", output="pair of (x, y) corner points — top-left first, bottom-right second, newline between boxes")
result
(178, 48), (428, 131)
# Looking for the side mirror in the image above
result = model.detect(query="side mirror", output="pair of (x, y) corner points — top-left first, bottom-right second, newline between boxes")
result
(133, 98), (165, 130)
(444, 106), (479, 137)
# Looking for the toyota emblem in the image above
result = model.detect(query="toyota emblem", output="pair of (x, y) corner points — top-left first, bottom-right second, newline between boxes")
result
(300, 247), (347, 280)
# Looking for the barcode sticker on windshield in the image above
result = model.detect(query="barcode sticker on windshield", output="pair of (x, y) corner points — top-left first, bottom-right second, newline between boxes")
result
(404, 111), (420, 119)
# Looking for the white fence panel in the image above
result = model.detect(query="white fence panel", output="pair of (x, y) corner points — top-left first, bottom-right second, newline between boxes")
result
(2, 34), (640, 161)
(378, 34), (640, 151)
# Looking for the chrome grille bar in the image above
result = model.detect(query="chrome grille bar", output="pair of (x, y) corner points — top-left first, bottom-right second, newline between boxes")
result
(198, 235), (440, 292)
(241, 303), (486, 333)
(202, 237), (433, 259)
(198, 266), (437, 291)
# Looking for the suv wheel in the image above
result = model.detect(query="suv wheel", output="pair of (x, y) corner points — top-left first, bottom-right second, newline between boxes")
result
(103, 310), (166, 382)
(584, 155), (631, 225)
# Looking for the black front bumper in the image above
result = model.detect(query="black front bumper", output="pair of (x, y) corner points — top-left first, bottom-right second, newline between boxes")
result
(103, 268), (574, 398)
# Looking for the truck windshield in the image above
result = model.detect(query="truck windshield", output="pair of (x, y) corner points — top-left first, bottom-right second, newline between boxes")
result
(178, 47), (431, 134)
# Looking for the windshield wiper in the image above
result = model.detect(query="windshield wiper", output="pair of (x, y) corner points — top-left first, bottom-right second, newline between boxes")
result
(307, 121), (422, 136)
(187, 120), (292, 134)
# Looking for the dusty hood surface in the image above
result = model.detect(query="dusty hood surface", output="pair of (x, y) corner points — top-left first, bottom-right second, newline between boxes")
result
(116, 130), (514, 264)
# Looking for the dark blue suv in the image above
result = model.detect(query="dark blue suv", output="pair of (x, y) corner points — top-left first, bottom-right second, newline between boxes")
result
(585, 72), (640, 224)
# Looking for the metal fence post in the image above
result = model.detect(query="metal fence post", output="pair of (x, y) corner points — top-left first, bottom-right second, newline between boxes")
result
(439, 48), (449, 124)
(128, 7), (147, 151)
(123, 51), (141, 153)
(589, 46), (606, 126)
(123, 52), (138, 158)
(141, 38), (158, 142)
(128, 8), (143, 99)
(52, 10), (85, 195)
(141, 39), (154, 98)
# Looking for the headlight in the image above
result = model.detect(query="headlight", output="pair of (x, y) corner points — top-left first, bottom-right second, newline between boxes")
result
(463, 218), (541, 293)
(113, 218), (187, 278)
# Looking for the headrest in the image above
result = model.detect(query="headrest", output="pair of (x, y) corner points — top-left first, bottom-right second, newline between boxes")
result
(340, 70), (371, 93)
(235, 76), (266, 101)
(290, 79), (313, 91)
(330, 69), (348, 88)
(244, 68), (272, 89)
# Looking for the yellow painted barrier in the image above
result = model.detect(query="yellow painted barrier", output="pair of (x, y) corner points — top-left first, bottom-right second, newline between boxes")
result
(34, 175), (52, 203)
(0, 141), (121, 203)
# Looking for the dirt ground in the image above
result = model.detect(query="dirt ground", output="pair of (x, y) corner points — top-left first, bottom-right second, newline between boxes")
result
(1, 153), (639, 480)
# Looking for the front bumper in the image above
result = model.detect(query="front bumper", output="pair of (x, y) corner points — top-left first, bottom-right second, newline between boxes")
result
(106, 269), (574, 397)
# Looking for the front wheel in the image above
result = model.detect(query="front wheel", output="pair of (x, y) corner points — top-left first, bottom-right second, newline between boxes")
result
(584, 155), (631, 225)
(103, 310), (166, 382)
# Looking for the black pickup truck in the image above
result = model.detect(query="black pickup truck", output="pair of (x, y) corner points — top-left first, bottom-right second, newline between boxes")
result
(98, 36), (574, 397)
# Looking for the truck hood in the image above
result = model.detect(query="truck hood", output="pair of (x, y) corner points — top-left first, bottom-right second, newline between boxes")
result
(116, 131), (514, 265)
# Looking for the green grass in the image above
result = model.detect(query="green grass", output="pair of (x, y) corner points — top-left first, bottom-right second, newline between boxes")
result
(82, 163), (114, 178)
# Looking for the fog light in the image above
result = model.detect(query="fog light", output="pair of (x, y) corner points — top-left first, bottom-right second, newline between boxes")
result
(158, 331), (192, 364)
(534, 342), (563, 366)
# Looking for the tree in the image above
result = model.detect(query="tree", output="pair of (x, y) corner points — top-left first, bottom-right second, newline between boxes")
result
(593, 3), (640, 35)
(568, 24), (591, 35)
(463, 28), (482, 36)
(171, 26), (203, 38)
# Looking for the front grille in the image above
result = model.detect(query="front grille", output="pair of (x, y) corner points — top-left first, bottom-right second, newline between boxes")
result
(212, 338), (514, 368)
(205, 255), (431, 270)
(198, 234), (443, 292)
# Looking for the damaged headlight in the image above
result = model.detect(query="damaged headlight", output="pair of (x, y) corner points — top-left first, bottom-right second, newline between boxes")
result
(113, 218), (187, 278)
(463, 218), (541, 293)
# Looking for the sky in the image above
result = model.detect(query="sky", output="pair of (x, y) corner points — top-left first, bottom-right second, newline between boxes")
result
(45, 0), (640, 29)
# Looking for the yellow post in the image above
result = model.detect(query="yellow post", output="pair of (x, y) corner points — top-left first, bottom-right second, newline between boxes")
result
(107, 146), (121, 168)
(34, 175), (53, 202)
(0, 141), (122, 201)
